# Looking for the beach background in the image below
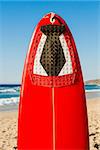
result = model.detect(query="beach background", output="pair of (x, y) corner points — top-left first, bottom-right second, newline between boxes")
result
(0, 83), (100, 150)
(0, 1), (100, 150)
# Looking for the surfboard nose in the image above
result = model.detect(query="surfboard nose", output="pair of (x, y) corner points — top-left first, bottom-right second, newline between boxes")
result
(33, 14), (73, 77)
(42, 12), (64, 25)
(31, 13), (77, 87)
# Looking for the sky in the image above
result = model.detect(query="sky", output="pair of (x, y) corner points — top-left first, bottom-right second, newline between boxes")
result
(0, 0), (100, 84)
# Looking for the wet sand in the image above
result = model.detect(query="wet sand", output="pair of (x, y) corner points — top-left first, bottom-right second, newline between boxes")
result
(0, 98), (100, 150)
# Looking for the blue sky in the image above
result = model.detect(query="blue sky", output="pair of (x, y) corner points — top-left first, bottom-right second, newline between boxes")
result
(0, 1), (100, 84)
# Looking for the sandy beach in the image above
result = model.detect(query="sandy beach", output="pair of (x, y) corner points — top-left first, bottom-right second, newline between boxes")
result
(87, 98), (100, 150)
(0, 111), (18, 150)
(0, 98), (100, 150)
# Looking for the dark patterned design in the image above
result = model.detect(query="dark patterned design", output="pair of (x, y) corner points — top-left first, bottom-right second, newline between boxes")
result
(40, 25), (66, 76)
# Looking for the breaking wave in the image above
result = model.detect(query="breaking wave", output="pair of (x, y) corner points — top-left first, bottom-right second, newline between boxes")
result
(0, 97), (19, 106)
(0, 88), (17, 93)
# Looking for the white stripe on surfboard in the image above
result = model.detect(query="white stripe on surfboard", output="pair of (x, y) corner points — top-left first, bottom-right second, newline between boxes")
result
(33, 34), (48, 76)
(52, 87), (56, 150)
(59, 34), (73, 76)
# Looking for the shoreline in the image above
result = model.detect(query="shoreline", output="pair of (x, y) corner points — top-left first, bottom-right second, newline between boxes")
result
(0, 91), (100, 112)
(0, 104), (18, 112)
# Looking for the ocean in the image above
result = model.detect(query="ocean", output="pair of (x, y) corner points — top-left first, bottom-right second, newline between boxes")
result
(0, 85), (20, 111)
(0, 84), (100, 111)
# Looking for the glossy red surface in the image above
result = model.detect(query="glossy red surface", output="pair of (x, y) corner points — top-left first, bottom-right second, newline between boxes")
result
(18, 12), (89, 150)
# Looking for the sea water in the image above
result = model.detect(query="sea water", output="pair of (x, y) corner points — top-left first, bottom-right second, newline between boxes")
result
(0, 84), (100, 111)
(85, 84), (100, 99)
(0, 85), (20, 111)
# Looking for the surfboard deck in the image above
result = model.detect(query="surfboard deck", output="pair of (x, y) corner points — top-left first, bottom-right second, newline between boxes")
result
(18, 12), (89, 150)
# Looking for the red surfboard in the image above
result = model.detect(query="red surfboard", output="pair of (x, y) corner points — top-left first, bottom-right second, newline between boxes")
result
(18, 12), (89, 150)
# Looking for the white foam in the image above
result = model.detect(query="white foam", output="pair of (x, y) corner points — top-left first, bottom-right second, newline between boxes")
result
(0, 97), (19, 106)
(85, 89), (100, 93)
(0, 89), (17, 93)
